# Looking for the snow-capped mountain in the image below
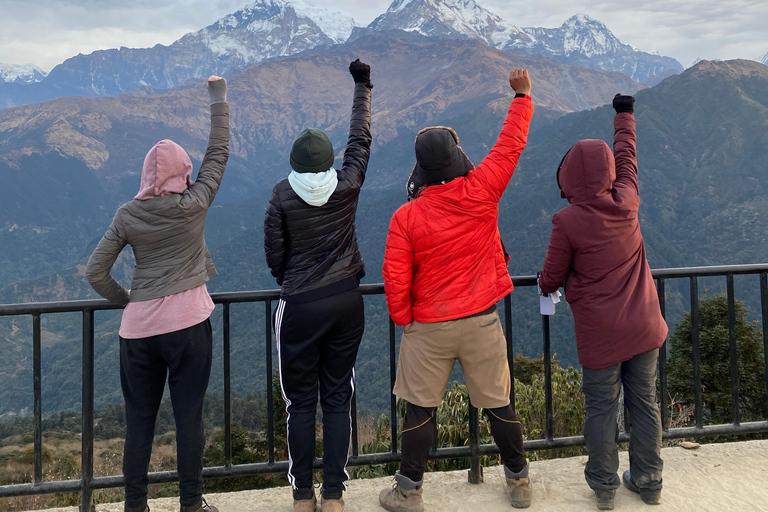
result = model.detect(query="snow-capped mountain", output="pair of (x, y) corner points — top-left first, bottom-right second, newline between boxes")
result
(0, 63), (47, 84)
(364, 1), (682, 84)
(0, 0), (356, 106)
(366, 0), (532, 49)
(513, 15), (683, 84)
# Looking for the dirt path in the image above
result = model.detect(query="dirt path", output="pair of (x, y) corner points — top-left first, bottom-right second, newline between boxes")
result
(35, 439), (768, 511)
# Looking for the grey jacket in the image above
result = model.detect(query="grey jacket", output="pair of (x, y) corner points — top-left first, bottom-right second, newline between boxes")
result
(86, 102), (229, 305)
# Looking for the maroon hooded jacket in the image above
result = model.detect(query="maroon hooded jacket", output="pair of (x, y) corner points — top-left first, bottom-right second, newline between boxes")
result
(538, 111), (668, 370)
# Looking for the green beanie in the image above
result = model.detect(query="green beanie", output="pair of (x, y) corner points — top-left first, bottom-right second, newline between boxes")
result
(290, 128), (335, 173)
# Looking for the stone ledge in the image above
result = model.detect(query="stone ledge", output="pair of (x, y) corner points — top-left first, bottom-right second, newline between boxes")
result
(33, 439), (768, 511)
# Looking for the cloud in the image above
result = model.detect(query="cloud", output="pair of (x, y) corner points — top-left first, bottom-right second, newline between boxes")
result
(0, 0), (766, 71)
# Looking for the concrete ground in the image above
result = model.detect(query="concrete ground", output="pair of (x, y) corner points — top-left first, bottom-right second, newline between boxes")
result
(34, 439), (768, 512)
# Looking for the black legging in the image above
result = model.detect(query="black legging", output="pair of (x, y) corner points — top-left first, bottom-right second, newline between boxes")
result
(400, 401), (527, 482)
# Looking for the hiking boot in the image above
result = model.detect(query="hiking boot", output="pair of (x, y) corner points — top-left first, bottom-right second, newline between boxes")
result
(622, 471), (661, 505)
(504, 462), (532, 509)
(125, 505), (148, 512)
(180, 498), (218, 512)
(594, 489), (615, 510)
(293, 488), (318, 512)
(379, 472), (424, 512)
(320, 496), (344, 512)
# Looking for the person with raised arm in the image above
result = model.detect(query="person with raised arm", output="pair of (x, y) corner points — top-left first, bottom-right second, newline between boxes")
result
(379, 70), (534, 511)
(86, 76), (229, 512)
(538, 94), (667, 510)
(263, 59), (373, 512)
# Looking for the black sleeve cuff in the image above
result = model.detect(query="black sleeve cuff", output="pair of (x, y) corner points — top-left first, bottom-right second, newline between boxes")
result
(515, 93), (527, 99)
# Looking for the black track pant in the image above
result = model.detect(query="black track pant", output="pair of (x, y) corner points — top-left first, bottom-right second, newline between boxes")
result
(400, 401), (527, 482)
(275, 288), (364, 495)
(120, 319), (212, 510)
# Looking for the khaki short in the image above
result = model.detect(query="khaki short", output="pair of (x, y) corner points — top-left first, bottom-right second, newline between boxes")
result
(393, 311), (511, 409)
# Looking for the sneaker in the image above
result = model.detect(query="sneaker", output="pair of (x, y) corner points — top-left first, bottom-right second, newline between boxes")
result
(293, 488), (318, 512)
(504, 463), (532, 509)
(180, 498), (218, 512)
(594, 489), (615, 510)
(622, 471), (661, 505)
(378, 472), (424, 512)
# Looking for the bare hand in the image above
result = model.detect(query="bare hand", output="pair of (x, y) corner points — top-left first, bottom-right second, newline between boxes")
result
(509, 69), (531, 96)
(208, 75), (223, 82)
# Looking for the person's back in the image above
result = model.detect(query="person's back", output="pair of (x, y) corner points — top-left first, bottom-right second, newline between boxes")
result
(380, 70), (535, 512)
(538, 94), (666, 510)
(539, 103), (667, 369)
(263, 59), (372, 512)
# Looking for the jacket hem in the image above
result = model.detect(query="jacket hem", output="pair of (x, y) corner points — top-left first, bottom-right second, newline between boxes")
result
(281, 275), (360, 304)
(411, 288), (512, 324)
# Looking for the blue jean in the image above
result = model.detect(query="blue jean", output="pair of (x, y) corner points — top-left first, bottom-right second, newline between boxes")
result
(582, 349), (663, 493)
(119, 319), (212, 510)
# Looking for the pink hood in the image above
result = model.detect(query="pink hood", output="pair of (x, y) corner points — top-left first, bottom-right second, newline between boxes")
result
(135, 139), (194, 200)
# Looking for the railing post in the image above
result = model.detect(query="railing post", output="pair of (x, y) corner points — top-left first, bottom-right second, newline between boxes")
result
(504, 295), (515, 406)
(657, 279), (669, 431)
(468, 403), (483, 484)
(223, 303), (232, 470)
(265, 301), (274, 464)
(542, 315), (554, 441)
(389, 318), (398, 454)
(81, 309), (94, 512)
(760, 273), (768, 415)
(351, 387), (359, 458)
(690, 278), (704, 428)
(33, 313), (43, 486)
(726, 275), (740, 425)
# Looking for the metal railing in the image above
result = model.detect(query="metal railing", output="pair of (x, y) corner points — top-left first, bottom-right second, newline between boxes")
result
(1, 264), (768, 510)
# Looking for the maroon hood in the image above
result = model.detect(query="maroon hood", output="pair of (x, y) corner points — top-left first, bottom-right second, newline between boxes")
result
(557, 139), (615, 203)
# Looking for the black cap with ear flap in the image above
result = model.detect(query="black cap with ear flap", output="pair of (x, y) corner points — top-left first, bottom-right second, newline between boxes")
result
(407, 126), (474, 201)
(556, 147), (572, 199)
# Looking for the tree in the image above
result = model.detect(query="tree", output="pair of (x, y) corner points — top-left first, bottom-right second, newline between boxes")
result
(668, 294), (767, 425)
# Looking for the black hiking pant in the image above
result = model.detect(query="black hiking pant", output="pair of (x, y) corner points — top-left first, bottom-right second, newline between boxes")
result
(275, 288), (365, 497)
(400, 401), (527, 482)
(119, 319), (213, 510)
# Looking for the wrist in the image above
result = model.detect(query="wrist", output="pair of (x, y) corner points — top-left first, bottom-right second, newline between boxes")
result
(514, 92), (530, 99)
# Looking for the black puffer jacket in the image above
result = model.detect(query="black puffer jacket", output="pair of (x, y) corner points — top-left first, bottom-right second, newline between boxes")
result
(264, 82), (372, 301)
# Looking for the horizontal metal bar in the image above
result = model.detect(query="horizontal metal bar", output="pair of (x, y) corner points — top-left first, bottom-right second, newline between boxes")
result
(0, 479), (82, 497)
(3, 264), (768, 314)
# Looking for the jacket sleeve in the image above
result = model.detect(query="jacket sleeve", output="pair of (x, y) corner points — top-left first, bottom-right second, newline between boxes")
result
(613, 112), (638, 196)
(538, 214), (573, 294)
(185, 102), (230, 208)
(339, 82), (373, 188)
(264, 187), (287, 285)
(383, 211), (414, 326)
(86, 214), (130, 306)
(467, 96), (534, 203)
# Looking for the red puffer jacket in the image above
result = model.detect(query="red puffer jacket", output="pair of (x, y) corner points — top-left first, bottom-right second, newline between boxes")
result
(538, 111), (668, 369)
(383, 96), (534, 326)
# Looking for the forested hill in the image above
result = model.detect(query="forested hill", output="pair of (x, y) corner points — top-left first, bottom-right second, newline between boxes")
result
(1, 59), (767, 416)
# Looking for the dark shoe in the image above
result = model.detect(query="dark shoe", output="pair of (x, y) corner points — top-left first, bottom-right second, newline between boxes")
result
(180, 497), (219, 512)
(125, 506), (149, 512)
(622, 471), (661, 505)
(595, 489), (615, 510)
(293, 488), (318, 512)
(378, 472), (424, 512)
(504, 463), (532, 509)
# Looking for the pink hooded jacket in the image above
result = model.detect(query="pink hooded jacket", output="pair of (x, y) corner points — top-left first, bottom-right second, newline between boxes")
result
(119, 139), (214, 339)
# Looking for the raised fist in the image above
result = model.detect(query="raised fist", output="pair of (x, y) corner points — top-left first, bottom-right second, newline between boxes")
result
(613, 94), (635, 113)
(207, 76), (227, 104)
(509, 69), (531, 96)
(349, 59), (372, 87)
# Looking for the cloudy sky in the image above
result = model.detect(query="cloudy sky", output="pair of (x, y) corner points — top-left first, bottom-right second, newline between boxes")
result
(1, 0), (766, 71)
